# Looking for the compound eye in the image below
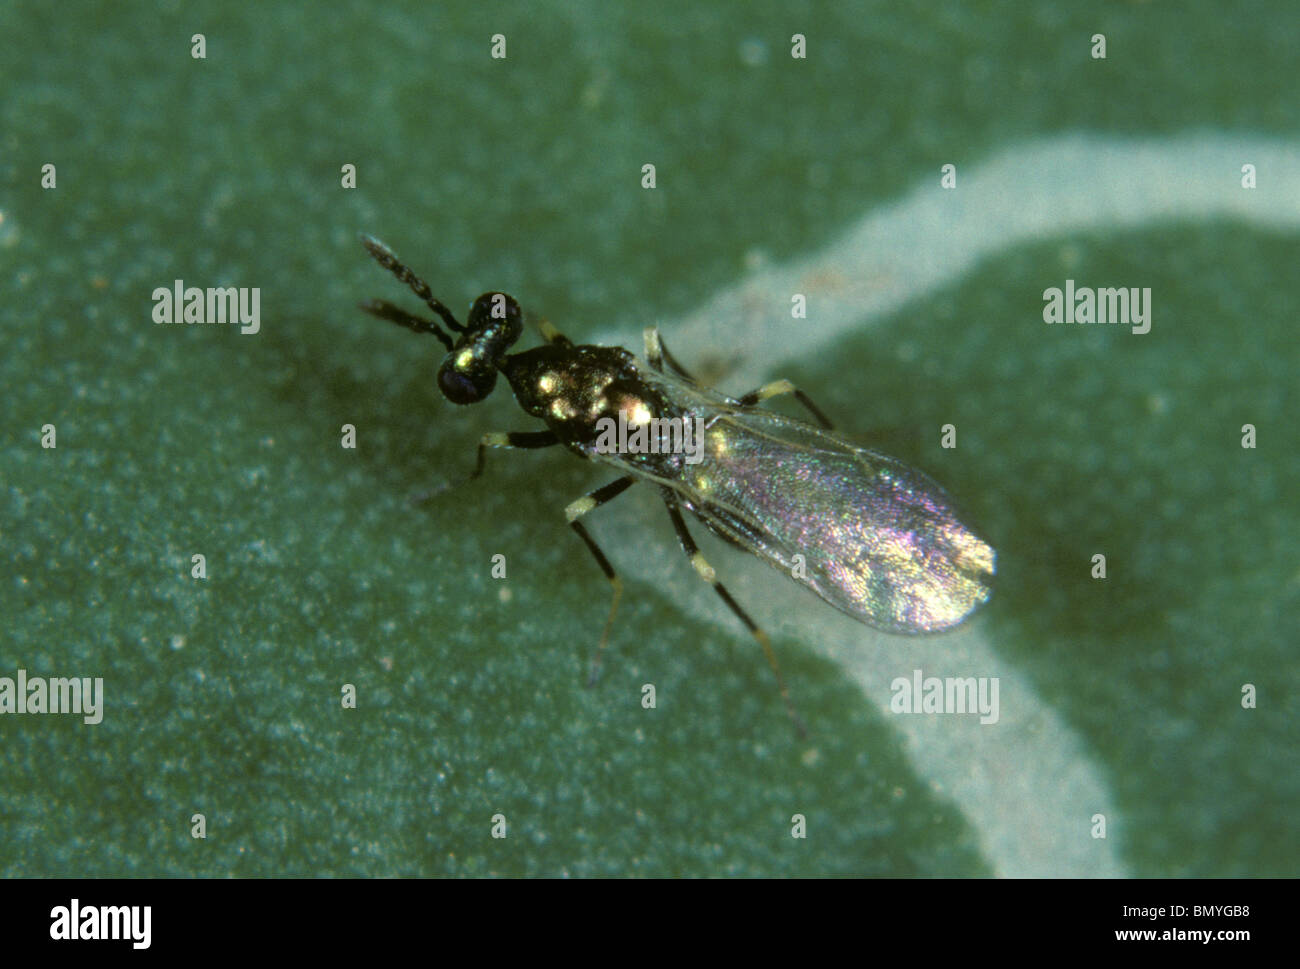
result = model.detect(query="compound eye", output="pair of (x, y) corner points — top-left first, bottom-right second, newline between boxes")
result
(438, 360), (495, 405)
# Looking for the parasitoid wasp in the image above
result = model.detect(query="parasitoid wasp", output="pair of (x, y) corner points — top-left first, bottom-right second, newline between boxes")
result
(359, 236), (995, 733)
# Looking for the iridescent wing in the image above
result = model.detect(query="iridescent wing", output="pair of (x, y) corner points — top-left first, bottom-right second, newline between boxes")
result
(665, 389), (995, 633)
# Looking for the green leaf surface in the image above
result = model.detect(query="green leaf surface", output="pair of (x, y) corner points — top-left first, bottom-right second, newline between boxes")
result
(2, 1), (1296, 876)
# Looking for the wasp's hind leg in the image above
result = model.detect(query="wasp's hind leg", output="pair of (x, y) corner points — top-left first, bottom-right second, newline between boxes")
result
(564, 476), (637, 685)
(662, 495), (808, 737)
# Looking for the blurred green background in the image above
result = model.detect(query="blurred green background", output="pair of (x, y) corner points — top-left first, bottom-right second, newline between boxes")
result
(2, 0), (1296, 876)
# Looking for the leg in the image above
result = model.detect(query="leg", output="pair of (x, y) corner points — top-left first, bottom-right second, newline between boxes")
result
(662, 496), (808, 737)
(643, 327), (698, 382)
(360, 235), (465, 334)
(469, 430), (558, 482)
(564, 476), (637, 685)
(412, 430), (558, 503)
(736, 378), (834, 429)
(538, 318), (573, 348)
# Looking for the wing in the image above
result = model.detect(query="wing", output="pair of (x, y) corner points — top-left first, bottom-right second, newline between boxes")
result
(675, 406), (996, 633)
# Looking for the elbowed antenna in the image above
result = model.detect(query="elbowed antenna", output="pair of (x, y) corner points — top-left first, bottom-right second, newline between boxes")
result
(358, 235), (464, 351)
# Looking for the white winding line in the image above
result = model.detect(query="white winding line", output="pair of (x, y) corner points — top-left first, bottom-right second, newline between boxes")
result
(591, 133), (1300, 877)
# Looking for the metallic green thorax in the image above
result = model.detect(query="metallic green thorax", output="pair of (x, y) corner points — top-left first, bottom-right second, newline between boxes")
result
(502, 344), (686, 468)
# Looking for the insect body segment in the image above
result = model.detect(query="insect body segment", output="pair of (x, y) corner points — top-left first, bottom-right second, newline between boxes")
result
(360, 236), (996, 731)
(676, 404), (995, 633)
